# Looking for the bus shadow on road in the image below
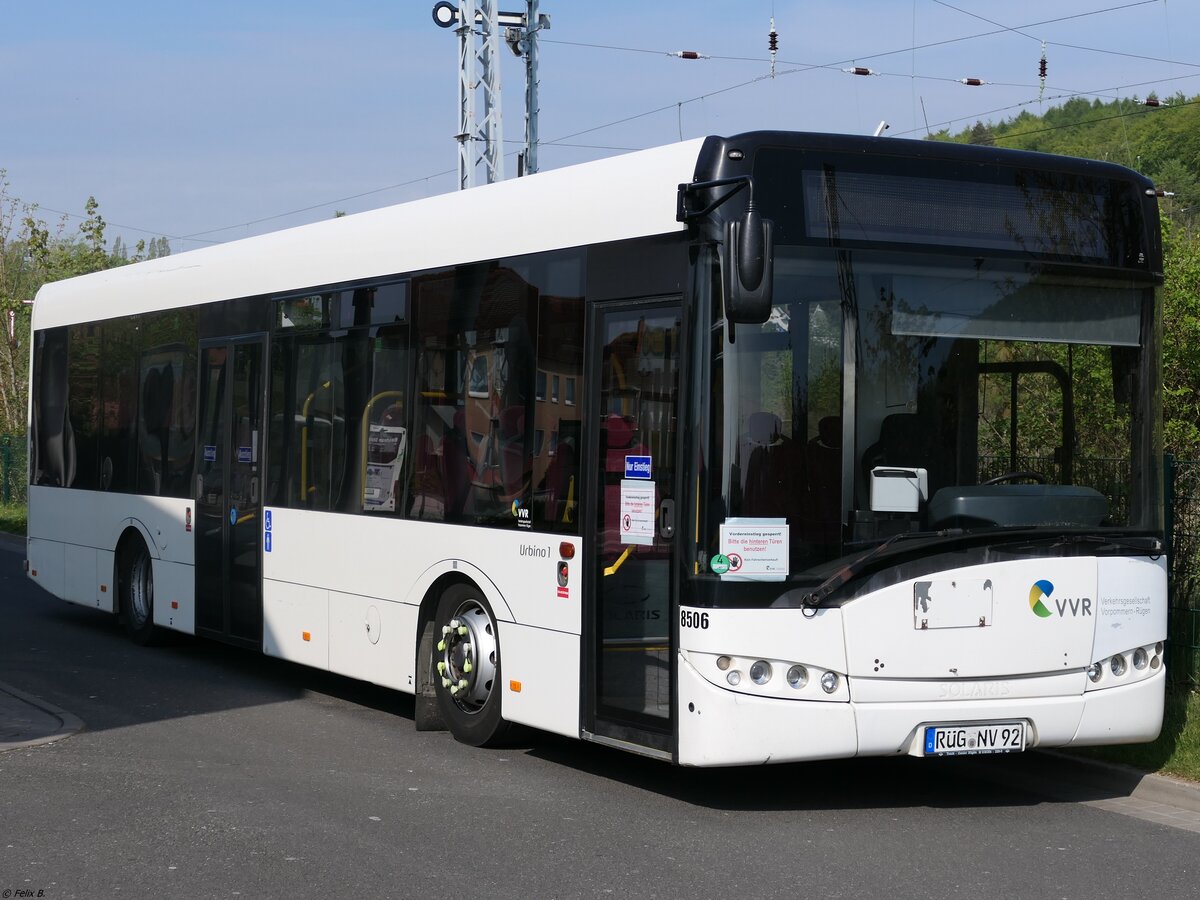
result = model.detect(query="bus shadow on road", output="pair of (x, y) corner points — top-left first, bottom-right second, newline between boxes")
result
(6, 596), (416, 734)
(523, 734), (1148, 813)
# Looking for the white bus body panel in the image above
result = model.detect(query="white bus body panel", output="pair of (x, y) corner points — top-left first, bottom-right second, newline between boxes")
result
(841, 557), (1098, 679)
(30, 139), (703, 333)
(26, 485), (196, 631)
(261, 507), (581, 737)
(678, 655), (859, 766)
(1093, 555), (1168, 660)
(677, 555), (1167, 766)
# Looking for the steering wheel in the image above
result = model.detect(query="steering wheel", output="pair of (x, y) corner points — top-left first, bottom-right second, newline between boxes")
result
(982, 471), (1047, 485)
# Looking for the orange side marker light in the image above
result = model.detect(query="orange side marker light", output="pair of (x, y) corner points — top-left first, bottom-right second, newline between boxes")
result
(302, 631), (311, 642)
(509, 680), (522, 693)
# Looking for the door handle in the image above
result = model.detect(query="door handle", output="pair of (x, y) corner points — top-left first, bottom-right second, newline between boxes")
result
(659, 499), (675, 539)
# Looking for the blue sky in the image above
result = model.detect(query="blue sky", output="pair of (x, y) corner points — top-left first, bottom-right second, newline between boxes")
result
(2, 1), (1196, 252)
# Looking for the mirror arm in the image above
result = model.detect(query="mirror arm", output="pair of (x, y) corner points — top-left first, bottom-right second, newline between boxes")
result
(676, 175), (754, 222)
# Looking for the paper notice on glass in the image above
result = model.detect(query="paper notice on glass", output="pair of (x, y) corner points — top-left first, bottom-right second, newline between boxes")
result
(717, 518), (789, 581)
(619, 479), (656, 545)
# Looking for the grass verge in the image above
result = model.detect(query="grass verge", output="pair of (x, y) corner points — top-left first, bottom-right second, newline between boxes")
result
(1076, 688), (1200, 782)
(0, 502), (27, 536)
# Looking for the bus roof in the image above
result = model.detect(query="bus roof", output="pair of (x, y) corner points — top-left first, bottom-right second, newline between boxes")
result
(31, 137), (707, 330)
(32, 130), (1159, 331)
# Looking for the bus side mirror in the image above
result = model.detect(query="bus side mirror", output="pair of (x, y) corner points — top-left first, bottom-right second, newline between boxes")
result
(724, 208), (774, 324)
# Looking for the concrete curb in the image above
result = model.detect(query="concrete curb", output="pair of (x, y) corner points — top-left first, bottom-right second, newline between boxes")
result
(951, 747), (1200, 814)
(0, 680), (85, 752)
(1043, 750), (1200, 813)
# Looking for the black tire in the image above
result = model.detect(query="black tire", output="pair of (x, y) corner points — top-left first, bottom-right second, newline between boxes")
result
(121, 538), (159, 646)
(432, 583), (510, 747)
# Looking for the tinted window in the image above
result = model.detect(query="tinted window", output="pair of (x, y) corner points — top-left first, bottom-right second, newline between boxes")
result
(99, 317), (140, 492)
(32, 327), (71, 486)
(138, 309), (198, 498)
(67, 324), (101, 490)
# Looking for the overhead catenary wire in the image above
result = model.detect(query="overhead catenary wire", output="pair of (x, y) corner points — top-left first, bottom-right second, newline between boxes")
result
(538, 1), (1183, 73)
(99, 0), (1199, 243)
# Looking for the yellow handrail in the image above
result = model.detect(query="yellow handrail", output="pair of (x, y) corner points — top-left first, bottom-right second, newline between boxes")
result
(603, 546), (633, 577)
(562, 475), (576, 525)
(299, 380), (332, 502)
(360, 390), (407, 507)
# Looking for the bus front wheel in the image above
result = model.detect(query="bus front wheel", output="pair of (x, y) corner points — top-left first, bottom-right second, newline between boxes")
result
(121, 538), (159, 646)
(432, 584), (510, 747)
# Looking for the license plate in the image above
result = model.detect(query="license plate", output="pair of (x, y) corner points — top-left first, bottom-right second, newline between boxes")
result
(923, 722), (1025, 756)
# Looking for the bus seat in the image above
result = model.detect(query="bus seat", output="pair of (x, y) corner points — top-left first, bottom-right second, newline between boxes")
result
(861, 413), (925, 474)
(807, 415), (843, 544)
(740, 412), (786, 517)
(541, 433), (577, 524)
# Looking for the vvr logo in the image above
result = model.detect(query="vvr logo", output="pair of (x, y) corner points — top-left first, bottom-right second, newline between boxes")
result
(1028, 580), (1092, 618)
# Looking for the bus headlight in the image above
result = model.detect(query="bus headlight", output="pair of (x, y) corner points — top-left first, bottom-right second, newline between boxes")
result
(1085, 642), (1162, 691)
(786, 665), (808, 689)
(690, 651), (847, 701)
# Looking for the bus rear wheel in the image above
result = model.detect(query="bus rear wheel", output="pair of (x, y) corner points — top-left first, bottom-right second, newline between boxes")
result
(121, 538), (159, 646)
(433, 585), (510, 747)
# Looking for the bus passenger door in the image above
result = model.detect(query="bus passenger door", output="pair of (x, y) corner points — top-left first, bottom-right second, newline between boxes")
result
(195, 336), (267, 647)
(585, 300), (681, 758)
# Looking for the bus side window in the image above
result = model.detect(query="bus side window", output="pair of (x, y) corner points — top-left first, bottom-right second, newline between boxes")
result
(362, 327), (410, 515)
(533, 291), (584, 533)
(32, 326), (73, 487)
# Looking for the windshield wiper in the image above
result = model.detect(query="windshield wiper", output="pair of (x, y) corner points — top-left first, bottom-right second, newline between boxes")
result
(801, 528), (964, 609)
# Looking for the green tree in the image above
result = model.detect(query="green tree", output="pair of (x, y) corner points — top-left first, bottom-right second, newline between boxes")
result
(1162, 213), (1200, 457)
(967, 121), (995, 146)
(0, 181), (128, 434)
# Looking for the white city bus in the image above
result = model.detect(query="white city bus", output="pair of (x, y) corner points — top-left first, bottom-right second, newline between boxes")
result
(27, 131), (1167, 765)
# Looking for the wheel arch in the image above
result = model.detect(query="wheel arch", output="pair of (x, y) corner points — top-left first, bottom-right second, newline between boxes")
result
(408, 562), (511, 734)
(407, 559), (514, 660)
(113, 521), (156, 606)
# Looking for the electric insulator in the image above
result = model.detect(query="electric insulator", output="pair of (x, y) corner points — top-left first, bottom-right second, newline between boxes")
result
(679, 50), (699, 59)
(961, 78), (983, 86)
(1143, 98), (1161, 107)
(769, 31), (778, 52)
(1038, 58), (1047, 79)
(845, 67), (874, 76)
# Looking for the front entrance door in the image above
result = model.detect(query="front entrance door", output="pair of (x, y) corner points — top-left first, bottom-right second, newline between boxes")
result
(587, 300), (682, 755)
(195, 336), (266, 646)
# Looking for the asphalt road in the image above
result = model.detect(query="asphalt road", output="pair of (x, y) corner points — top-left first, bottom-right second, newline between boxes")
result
(1, 544), (1197, 900)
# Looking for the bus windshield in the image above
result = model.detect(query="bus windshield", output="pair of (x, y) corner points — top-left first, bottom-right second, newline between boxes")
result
(695, 246), (1160, 587)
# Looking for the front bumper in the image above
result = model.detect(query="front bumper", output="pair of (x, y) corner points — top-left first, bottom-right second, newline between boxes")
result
(676, 653), (1165, 766)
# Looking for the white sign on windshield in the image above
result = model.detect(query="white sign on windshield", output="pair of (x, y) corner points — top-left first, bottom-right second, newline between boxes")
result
(718, 518), (789, 581)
